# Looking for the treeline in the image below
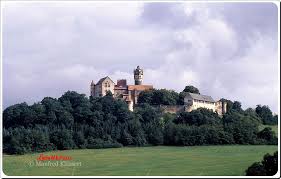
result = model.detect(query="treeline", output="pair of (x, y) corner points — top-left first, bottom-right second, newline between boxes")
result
(138, 86), (278, 125)
(138, 85), (200, 105)
(3, 89), (278, 155)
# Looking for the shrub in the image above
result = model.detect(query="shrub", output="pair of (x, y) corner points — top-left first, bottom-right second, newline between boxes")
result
(246, 151), (278, 176)
(257, 127), (277, 145)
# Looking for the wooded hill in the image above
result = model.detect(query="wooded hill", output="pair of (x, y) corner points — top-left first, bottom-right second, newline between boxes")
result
(3, 86), (278, 154)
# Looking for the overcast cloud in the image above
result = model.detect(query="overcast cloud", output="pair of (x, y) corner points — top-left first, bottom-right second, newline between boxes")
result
(2, 2), (279, 112)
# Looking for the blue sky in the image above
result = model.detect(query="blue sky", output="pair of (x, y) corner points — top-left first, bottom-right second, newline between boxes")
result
(2, 2), (279, 112)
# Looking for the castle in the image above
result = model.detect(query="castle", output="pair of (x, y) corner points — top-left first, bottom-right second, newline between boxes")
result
(90, 66), (227, 115)
(90, 66), (153, 111)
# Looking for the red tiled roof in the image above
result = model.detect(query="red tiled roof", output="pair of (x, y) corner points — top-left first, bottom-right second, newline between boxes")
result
(127, 85), (153, 91)
(114, 86), (127, 90)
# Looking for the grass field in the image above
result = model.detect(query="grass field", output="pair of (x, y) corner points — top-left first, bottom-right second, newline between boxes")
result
(3, 145), (277, 176)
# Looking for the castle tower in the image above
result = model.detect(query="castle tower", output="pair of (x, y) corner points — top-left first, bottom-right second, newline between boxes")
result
(134, 66), (143, 85)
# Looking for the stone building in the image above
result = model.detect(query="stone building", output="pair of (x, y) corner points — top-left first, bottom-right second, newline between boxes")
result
(90, 66), (153, 111)
(90, 76), (115, 97)
(90, 66), (226, 115)
(184, 92), (227, 116)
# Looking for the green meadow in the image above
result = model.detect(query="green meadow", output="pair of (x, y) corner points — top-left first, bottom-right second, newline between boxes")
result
(3, 145), (277, 176)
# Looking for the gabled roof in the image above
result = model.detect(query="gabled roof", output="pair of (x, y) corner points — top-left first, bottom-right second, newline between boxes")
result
(96, 76), (115, 85)
(186, 92), (215, 103)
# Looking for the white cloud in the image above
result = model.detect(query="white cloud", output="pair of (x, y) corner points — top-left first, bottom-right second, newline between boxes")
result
(3, 2), (278, 113)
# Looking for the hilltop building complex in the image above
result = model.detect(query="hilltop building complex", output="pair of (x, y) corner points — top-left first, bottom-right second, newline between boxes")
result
(90, 66), (153, 111)
(90, 66), (226, 115)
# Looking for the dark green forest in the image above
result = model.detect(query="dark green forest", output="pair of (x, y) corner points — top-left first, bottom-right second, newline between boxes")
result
(3, 86), (278, 154)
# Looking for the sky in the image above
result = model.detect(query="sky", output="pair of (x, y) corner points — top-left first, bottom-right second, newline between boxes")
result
(2, 2), (279, 112)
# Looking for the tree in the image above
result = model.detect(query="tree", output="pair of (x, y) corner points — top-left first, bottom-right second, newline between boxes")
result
(100, 95), (116, 115)
(137, 89), (154, 104)
(272, 115), (278, 124)
(73, 131), (86, 149)
(50, 129), (75, 150)
(128, 118), (146, 146)
(257, 127), (277, 144)
(157, 89), (178, 105)
(244, 107), (256, 115)
(161, 113), (176, 125)
(113, 99), (132, 123)
(232, 101), (242, 112)
(31, 103), (47, 124)
(134, 103), (163, 145)
(138, 89), (179, 105)
(178, 92), (187, 105)
(255, 105), (276, 125)
(59, 91), (93, 124)
(134, 103), (160, 123)
(3, 89), (278, 154)
(182, 85), (200, 94)
(41, 97), (64, 125)
(3, 103), (37, 128)
(244, 108), (262, 124)
(223, 112), (259, 144)
(31, 127), (52, 152)
(174, 108), (221, 126)
(262, 151), (278, 175)
(143, 121), (163, 145)
(246, 151), (278, 176)
(120, 129), (133, 145)
(245, 162), (266, 176)
(163, 120), (176, 145)
(59, 91), (89, 109)
(56, 111), (74, 128)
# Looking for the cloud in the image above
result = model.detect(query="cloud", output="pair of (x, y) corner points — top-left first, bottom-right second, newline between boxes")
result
(140, 2), (197, 29)
(2, 2), (279, 113)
